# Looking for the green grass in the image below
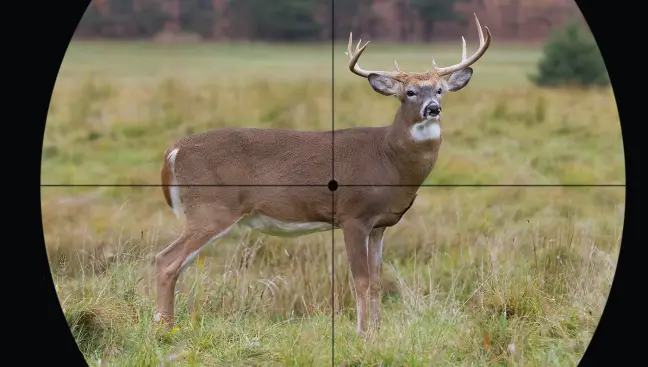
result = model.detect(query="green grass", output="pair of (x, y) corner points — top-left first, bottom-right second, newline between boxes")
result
(43, 40), (624, 366)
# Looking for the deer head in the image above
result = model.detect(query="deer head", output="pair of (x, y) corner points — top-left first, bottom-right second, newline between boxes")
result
(346, 14), (492, 142)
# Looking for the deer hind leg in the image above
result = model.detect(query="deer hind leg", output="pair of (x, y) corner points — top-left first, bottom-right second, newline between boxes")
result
(367, 226), (386, 332)
(341, 220), (372, 337)
(154, 212), (241, 327)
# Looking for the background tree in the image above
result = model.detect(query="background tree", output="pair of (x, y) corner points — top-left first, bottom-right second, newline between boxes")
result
(179, 0), (217, 38)
(529, 20), (609, 87)
(229, 0), (320, 41)
(77, 0), (168, 38)
(409, 0), (470, 42)
(332, 0), (361, 40)
(132, 1), (170, 37)
(76, 3), (109, 37)
(395, 0), (413, 42)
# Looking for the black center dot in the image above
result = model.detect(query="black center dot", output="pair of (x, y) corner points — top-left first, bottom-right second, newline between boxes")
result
(327, 180), (338, 191)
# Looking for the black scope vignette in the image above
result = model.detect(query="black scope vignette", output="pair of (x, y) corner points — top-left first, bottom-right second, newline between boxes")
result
(2, 0), (638, 365)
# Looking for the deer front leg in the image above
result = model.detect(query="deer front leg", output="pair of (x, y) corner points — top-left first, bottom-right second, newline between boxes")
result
(342, 221), (372, 337)
(368, 227), (386, 332)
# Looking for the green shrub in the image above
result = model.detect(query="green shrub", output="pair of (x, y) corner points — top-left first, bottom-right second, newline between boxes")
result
(529, 20), (609, 87)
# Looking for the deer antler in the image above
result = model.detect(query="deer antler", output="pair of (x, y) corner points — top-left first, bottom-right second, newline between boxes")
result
(346, 32), (403, 79)
(346, 13), (491, 80)
(434, 13), (492, 76)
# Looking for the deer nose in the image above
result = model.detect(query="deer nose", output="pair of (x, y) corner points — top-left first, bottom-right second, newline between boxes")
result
(424, 103), (441, 116)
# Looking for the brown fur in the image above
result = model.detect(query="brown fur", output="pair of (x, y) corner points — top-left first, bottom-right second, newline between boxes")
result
(151, 110), (443, 337)
(393, 70), (440, 83)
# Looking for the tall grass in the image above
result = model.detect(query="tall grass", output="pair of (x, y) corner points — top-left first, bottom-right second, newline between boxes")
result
(42, 41), (624, 366)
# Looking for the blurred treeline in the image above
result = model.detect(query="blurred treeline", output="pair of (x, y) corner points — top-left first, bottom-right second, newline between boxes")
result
(75, 0), (581, 42)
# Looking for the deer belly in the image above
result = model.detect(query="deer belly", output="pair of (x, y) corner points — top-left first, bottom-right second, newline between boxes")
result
(240, 214), (332, 238)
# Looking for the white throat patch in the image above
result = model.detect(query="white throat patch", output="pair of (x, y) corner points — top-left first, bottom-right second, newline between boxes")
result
(410, 119), (441, 142)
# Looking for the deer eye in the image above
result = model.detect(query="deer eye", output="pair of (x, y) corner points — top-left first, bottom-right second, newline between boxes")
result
(406, 90), (416, 97)
(437, 88), (443, 94)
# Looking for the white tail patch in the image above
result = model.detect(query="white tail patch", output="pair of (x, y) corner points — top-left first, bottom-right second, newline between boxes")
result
(167, 148), (182, 219)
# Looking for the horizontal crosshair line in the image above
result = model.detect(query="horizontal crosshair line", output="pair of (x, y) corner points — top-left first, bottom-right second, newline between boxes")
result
(40, 184), (328, 187)
(40, 183), (625, 188)
(339, 184), (625, 187)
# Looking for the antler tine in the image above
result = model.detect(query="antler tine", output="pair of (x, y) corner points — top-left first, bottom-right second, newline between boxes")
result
(346, 32), (402, 79)
(435, 13), (492, 76)
(346, 32), (371, 77)
(461, 36), (467, 61)
(394, 60), (400, 71)
(476, 14), (485, 45)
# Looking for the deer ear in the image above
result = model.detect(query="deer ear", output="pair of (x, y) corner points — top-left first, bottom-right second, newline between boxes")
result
(446, 67), (473, 92)
(368, 74), (402, 96)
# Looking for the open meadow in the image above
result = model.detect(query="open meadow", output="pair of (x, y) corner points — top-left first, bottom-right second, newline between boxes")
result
(41, 40), (624, 366)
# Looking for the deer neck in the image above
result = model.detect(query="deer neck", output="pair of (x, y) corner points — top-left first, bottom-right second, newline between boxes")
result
(383, 108), (442, 185)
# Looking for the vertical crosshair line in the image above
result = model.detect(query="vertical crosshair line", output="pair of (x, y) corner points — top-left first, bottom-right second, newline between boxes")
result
(330, 1), (336, 366)
(331, 0), (335, 182)
(331, 190), (336, 366)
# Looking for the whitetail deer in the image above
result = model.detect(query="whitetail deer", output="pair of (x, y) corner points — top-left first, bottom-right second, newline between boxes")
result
(154, 14), (491, 336)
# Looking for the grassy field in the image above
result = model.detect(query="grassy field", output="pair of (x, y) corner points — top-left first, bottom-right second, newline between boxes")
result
(42, 40), (624, 366)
